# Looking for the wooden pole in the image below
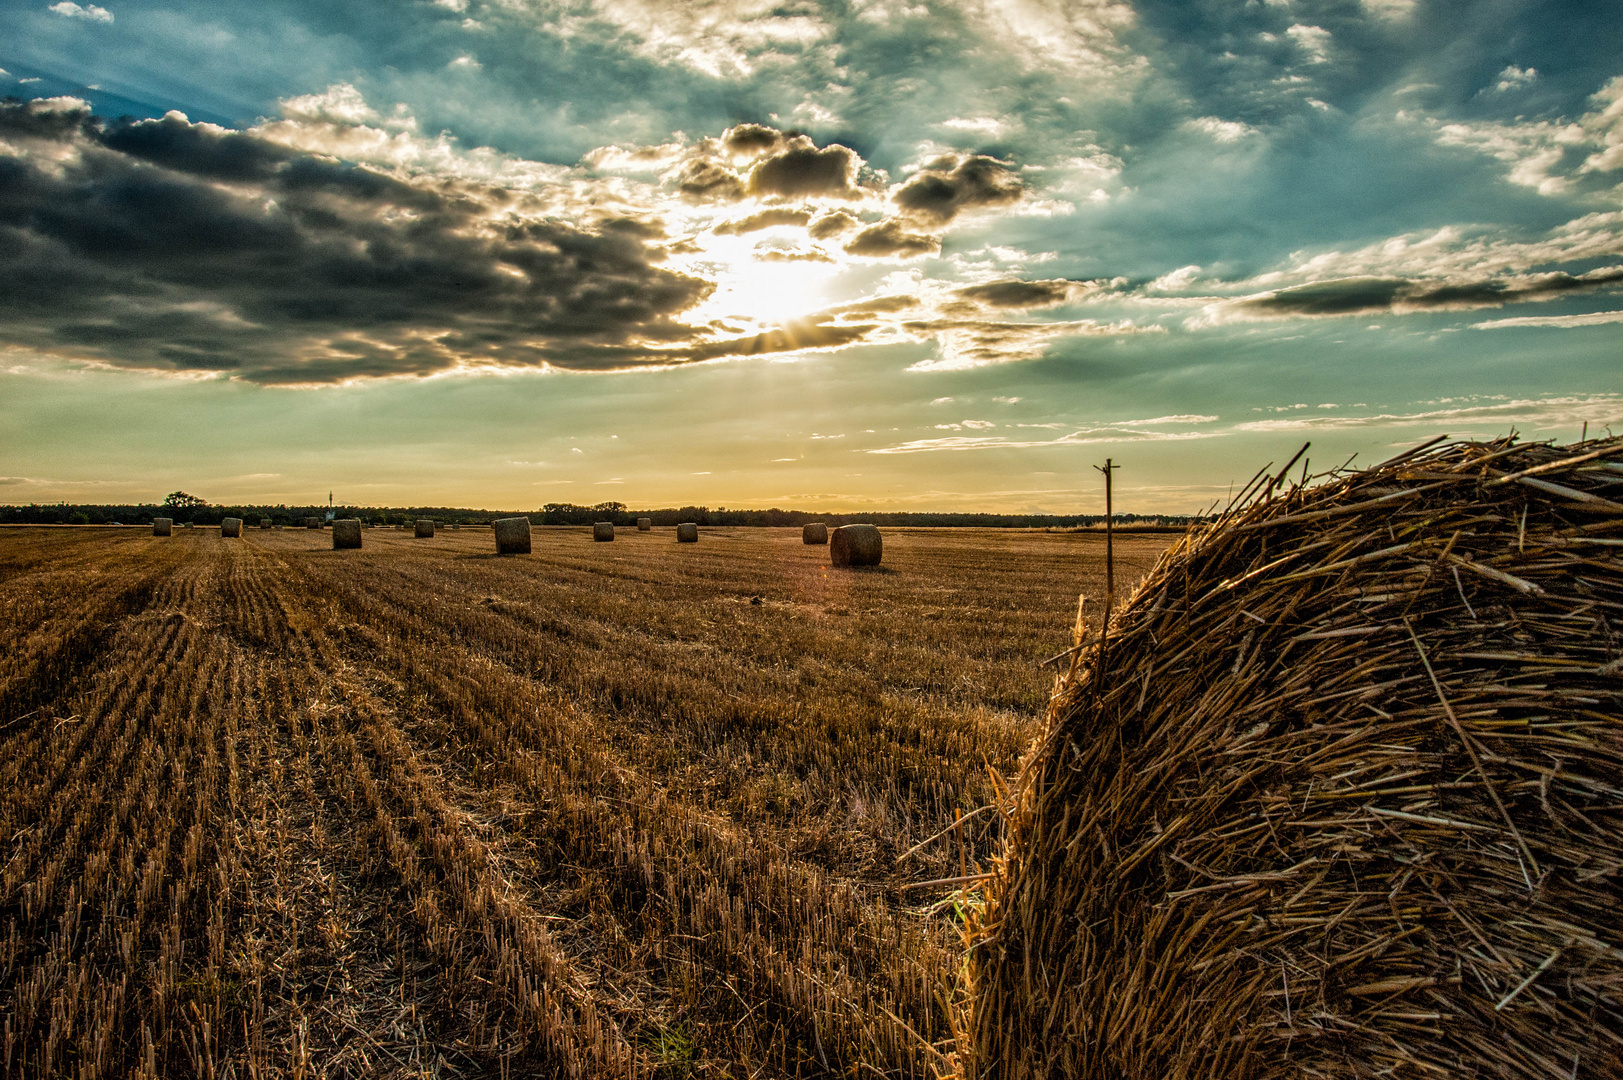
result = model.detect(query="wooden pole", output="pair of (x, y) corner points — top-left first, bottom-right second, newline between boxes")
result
(1095, 458), (1119, 635)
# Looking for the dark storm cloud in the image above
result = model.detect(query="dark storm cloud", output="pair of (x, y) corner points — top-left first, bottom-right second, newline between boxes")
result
(711, 208), (812, 235)
(1213, 267), (1623, 320)
(722, 123), (783, 158)
(746, 137), (862, 199)
(673, 157), (747, 201)
(949, 279), (1085, 309)
(892, 154), (1024, 224)
(844, 219), (940, 258)
(806, 210), (858, 239)
(0, 98), (729, 383)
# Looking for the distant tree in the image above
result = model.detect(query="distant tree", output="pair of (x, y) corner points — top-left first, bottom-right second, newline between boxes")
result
(164, 491), (207, 509)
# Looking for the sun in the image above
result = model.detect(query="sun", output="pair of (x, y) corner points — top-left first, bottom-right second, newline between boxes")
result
(678, 230), (844, 331)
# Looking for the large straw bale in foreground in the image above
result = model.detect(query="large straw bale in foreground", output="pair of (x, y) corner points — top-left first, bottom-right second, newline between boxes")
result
(493, 516), (531, 554)
(803, 522), (828, 545)
(830, 524), (881, 566)
(331, 519), (362, 549)
(594, 521), (614, 541)
(220, 517), (242, 537)
(415, 519), (435, 538)
(970, 436), (1623, 1080)
(152, 518), (172, 536)
(676, 522), (698, 543)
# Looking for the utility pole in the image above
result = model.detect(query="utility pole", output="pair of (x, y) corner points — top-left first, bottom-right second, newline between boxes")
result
(1095, 458), (1119, 634)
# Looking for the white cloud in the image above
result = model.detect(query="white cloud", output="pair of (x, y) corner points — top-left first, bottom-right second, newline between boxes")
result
(1490, 65), (1538, 93)
(1360, 0), (1415, 20)
(1472, 309), (1623, 329)
(1118, 414), (1218, 425)
(578, 0), (832, 78)
(1285, 24), (1330, 63)
(1185, 117), (1255, 143)
(1420, 74), (1623, 196)
(448, 54), (481, 70)
(1148, 264), (1202, 291)
(1234, 395), (1622, 432)
(867, 425), (1219, 454)
(47, 1), (112, 21)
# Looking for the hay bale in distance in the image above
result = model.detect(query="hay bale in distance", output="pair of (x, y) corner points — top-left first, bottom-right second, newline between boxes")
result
(970, 436), (1623, 1080)
(415, 519), (435, 538)
(184, 522), (194, 529)
(220, 517), (243, 538)
(493, 516), (531, 555)
(637, 517), (652, 531)
(676, 522), (698, 543)
(802, 522), (828, 545)
(259, 518), (271, 529)
(305, 517), (322, 529)
(152, 517), (172, 537)
(330, 519), (362, 549)
(594, 521), (614, 542)
(829, 524), (881, 566)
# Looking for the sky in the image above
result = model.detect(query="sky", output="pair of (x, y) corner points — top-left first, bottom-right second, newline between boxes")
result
(0, 0), (1619, 513)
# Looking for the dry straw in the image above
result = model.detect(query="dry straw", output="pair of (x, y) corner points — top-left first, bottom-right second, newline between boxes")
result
(152, 517), (172, 537)
(803, 522), (829, 545)
(677, 522), (699, 543)
(831, 523), (882, 566)
(305, 517), (322, 529)
(638, 517), (652, 531)
(259, 518), (271, 529)
(416, 519), (435, 538)
(220, 517), (243, 537)
(331, 518), (362, 549)
(968, 435), (1623, 1080)
(493, 516), (531, 554)
(594, 521), (615, 542)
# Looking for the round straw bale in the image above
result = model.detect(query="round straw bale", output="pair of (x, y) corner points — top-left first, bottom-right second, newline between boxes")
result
(305, 517), (322, 529)
(829, 523), (880, 566)
(415, 519), (435, 538)
(152, 517), (172, 536)
(637, 517), (652, 531)
(330, 518), (362, 549)
(259, 518), (271, 529)
(594, 521), (614, 542)
(802, 522), (828, 545)
(676, 522), (699, 543)
(493, 516), (531, 554)
(184, 521), (194, 528)
(220, 517), (243, 537)
(970, 436), (1623, 1080)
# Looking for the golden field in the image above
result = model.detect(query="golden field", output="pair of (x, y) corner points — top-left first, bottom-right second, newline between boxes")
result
(0, 525), (1169, 1079)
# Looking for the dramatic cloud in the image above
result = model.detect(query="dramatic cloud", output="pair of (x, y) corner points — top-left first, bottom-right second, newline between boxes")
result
(844, 219), (941, 258)
(0, 99), (914, 383)
(712, 208), (813, 234)
(891, 154), (1025, 224)
(1199, 267), (1623, 322)
(746, 138), (863, 199)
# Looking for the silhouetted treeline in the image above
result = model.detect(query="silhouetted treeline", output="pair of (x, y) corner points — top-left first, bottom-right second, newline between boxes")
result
(0, 500), (1193, 530)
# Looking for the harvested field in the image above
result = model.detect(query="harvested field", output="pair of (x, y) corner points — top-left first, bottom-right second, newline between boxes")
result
(0, 525), (1167, 1078)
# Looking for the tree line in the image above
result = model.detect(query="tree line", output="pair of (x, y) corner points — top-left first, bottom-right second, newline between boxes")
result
(0, 495), (1192, 530)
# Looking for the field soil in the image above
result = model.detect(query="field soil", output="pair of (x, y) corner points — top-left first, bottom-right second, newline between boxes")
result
(0, 525), (1169, 1078)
